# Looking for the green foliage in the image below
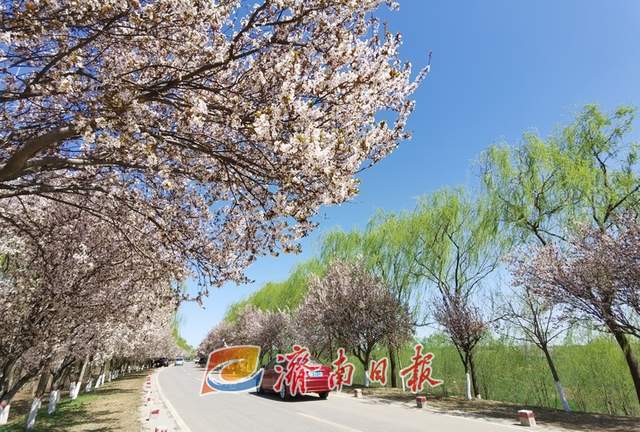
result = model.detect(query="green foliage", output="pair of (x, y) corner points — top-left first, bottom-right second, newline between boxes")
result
(408, 334), (640, 416)
(224, 258), (325, 322)
(481, 104), (640, 245)
(171, 313), (194, 355)
(321, 215), (424, 324)
(218, 104), (640, 416)
(402, 189), (507, 297)
(2, 392), (102, 431)
(312, 334), (638, 416)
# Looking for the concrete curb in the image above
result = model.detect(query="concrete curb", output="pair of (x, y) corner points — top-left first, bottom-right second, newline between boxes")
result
(140, 369), (190, 432)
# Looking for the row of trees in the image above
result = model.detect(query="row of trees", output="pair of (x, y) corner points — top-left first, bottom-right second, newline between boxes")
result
(0, 196), (185, 427)
(1, 0), (423, 428)
(205, 105), (640, 412)
(199, 260), (414, 372)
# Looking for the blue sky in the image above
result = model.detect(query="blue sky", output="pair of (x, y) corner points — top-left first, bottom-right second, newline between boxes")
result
(179, 0), (640, 347)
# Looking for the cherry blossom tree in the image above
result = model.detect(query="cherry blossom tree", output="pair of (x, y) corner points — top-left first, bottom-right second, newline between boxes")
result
(301, 260), (413, 384)
(231, 305), (296, 363)
(432, 294), (486, 400)
(1, 0), (427, 291)
(293, 305), (333, 359)
(320, 217), (424, 387)
(0, 196), (181, 424)
(514, 216), (640, 405)
(198, 321), (238, 357)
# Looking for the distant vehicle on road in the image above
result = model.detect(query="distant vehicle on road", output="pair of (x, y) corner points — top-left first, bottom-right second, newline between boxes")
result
(258, 357), (331, 400)
(196, 356), (207, 366)
(153, 357), (169, 367)
(175, 357), (184, 366)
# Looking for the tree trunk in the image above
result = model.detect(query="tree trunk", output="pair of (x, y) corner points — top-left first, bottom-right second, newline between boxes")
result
(26, 372), (50, 430)
(1, 369), (38, 420)
(0, 401), (10, 425)
(0, 360), (16, 424)
(388, 344), (398, 388)
(468, 350), (480, 399)
(47, 388), (60, 415)
(464, 367), (472, 400)
(363, 352), (372, 387)
(72, 355), (90, 400)
(104, 358), (112, 382)
(541, 344), (571, 412)
(611, 327), (640, 405)
(25, 398), (41, 430)
(35, 371), (50, 398)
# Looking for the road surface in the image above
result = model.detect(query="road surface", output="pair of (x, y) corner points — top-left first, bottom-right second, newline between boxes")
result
(156, 363), (531, 432)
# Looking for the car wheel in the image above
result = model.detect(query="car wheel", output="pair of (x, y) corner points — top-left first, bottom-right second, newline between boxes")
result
(319, 392), (329, 400)
(279, 384), (289, 401)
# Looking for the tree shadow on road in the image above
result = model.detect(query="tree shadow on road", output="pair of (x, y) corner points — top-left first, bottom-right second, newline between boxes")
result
(251, 391), (327, 403)
(348, 388), (640, 432)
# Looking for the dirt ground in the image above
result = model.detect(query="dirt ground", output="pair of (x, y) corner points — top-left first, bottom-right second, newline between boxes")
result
(348, 386), (640, 432)
(2, 372), (147, 431)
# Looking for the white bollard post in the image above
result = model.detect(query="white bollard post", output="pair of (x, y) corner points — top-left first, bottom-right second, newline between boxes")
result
(85, 379), (93, 392)
(48, 390), (59, 415)
(69, 382), (76, 399)
(26, 398), (41, 430)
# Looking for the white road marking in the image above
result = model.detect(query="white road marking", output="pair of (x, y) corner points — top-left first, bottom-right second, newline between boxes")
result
(296, 412), (364, 432)
(155, 368), (194, 432)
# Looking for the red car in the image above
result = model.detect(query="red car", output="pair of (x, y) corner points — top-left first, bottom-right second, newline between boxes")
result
(258, 357), (332, 400)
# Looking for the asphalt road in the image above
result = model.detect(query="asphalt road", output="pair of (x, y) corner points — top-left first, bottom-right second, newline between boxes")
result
(156, 363), (529, 432)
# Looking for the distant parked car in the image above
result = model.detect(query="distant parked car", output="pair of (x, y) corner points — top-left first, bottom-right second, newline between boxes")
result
(153, 357), (169, 367)
(259, 357), (331, 400)
(197, 356), (207, 366)
(175, 357), (184, 366)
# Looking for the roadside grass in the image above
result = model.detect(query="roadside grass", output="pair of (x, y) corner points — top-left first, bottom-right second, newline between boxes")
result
(343, 386), (640, 432)
(332, 334), (640, 417)
(0, 372), (147, 431)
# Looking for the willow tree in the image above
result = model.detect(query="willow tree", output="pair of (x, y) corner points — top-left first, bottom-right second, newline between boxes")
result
(403, 189), (505, 399)
(224, 259), (324, 322)
(482, 105), (640, 408)
(481, 105), (639, 246)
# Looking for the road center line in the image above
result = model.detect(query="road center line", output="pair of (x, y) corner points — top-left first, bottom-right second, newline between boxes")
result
(296, 412), (364, 432)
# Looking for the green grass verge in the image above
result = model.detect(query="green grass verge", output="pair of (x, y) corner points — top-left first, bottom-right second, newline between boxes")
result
(0, 392), (100, 432)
